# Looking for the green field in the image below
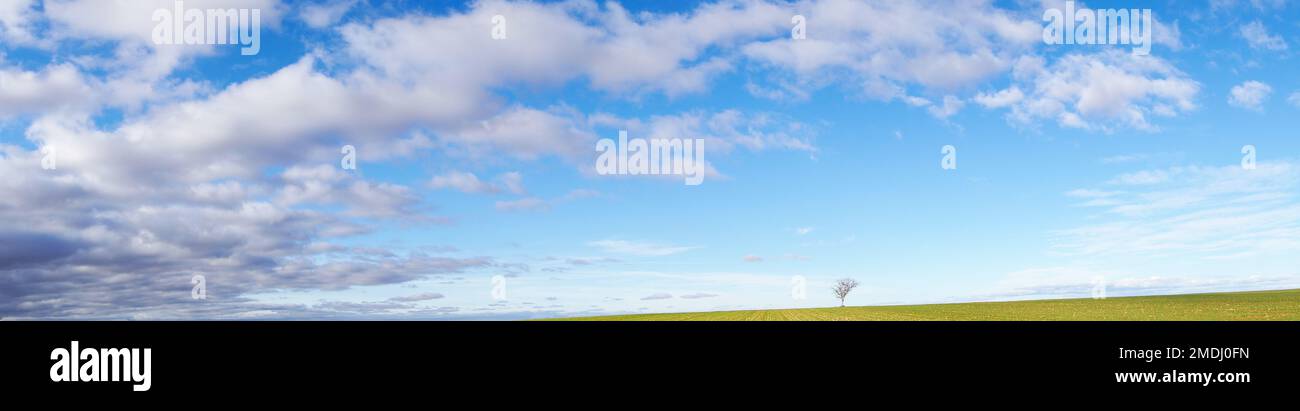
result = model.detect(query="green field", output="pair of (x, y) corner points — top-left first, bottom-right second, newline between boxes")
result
(553, 289), (1300, 321)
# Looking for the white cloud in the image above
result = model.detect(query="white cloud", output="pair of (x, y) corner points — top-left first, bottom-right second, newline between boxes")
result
(1064, 189), (1120, 199)
(0, 132), (486, 317)
(443, 106), (597, 161)
(741, 0), (1040, 118)
(1228, 80), (1272, 111)
(1056, 162), (1300, 259)
(0, 0), (1262, 319)
(985, 266), (1300, 301)
(583, 0), (789, 96)
(389, 292), (445, 302)
(276, 164), (426, 219)
(561, 189), (600, 201)
(495, 197), (549, 212)
(0, 54), (495, 319)
(0, 0), (39, 45)
(497, 172), (526, 195)
(1099, 154), (1151, 164)
(339, 0), (787, 99)
(990, 51), (1200, 131)
(744, 0), (1038, 88)
(45, 0), (284, 43)
(1154, 19), (1184, 51)
(489, 185), (595, 213)
(680, 293), (719, 299)
(925, 95), (965, 119)
(733, 0), (1196, 128)
(0, 0), (810, 320)
(973, 86), (1024, 109)
(1239, 20), (1288, 51)
(745, 79), (810, 102)
(299, 0), (355, 29)
(1288, 91), (1300, 108)
(430, 171), (526, 195)
(1109, 169), (1173, 185)
(1211, 0), (1289, 12)
(588, 239), (699, 257)
(37, 0), (288, 110)
(640, 293), (673, 301)
(0, 64), (95, 118)
(603, 109), (816, 156)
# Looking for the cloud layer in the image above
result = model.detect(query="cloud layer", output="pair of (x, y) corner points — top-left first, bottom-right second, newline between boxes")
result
(0, 0), (1279, 319)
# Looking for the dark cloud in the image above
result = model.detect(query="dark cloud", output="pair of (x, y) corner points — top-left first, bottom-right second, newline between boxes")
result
(389, 292), (445, 302)
(640, 293), (672, 301)
(0, 231), (82, 270)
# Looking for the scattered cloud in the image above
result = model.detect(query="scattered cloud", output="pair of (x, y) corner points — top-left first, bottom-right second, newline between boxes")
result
(431, 171), (527, 195)
(1229, 80), (1272, 110)
(495, 197), (549, 212)
(988, 51), (1199, 131)
(588, 239), (699, 257)
(1, 0), (1295, 320)
(985, 266), (1300, 301)
(1239, 20), (1288, 51)
(973, 86), (1024, 109)
(680, 293), (719, 299)
(389, 292), (445, 302)
(0, 0), (40, 45)
(0, 64), (95, 118)
(299, 0), (356, 29)
(742, 0), (1039, 97)
(1056, 162), (1300, 259)
(640, 293), (673, 301)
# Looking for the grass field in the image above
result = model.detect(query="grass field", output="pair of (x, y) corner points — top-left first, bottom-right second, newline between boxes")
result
(552, 289), (1300, 321)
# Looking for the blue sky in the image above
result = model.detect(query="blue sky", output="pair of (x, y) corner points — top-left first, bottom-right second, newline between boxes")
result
(1, 0), (1298, 319)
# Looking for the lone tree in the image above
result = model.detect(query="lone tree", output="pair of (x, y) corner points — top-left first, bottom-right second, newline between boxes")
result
(832, 278), (860, 307)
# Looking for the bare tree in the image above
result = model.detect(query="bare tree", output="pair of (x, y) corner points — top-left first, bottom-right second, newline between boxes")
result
(831, 278), (859, 307)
